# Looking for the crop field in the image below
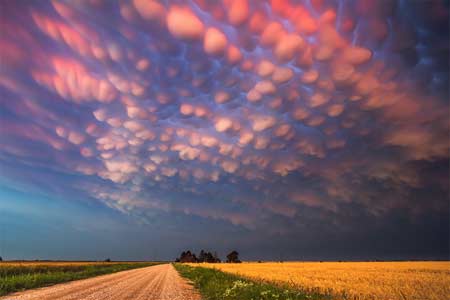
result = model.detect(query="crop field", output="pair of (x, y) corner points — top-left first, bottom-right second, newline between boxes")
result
(175, 264), (330, 300)
(0, 261), (159, 296)
(0, 261), (126, 267)
(197, 261), (450, 300)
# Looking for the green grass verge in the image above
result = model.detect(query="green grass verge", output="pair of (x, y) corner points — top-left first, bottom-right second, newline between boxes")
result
(0, 262), (160, 296)
(174, 264), (331, 300)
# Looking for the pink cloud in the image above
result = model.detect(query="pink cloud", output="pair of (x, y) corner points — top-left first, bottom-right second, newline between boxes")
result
(204, 27), (228, 55)
(1, 0), (448, 231)
(132, 0), (166, 22)
(226, 0), (249, 25)
(167, 6), (204, 40)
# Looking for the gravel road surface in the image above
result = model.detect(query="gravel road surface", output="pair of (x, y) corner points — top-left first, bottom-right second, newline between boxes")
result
(1, 264), (200, 300)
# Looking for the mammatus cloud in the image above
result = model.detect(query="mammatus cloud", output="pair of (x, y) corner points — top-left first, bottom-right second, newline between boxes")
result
(0, 0), (448, 235)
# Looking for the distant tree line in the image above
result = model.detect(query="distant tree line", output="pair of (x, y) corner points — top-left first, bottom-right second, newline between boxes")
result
(175, 250), (241, 263)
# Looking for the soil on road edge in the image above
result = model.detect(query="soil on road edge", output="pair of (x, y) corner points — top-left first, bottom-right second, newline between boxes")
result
(1, 264), (200, 300)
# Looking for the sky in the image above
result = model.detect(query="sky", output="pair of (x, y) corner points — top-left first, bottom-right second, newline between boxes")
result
(0, 0), (448, 261)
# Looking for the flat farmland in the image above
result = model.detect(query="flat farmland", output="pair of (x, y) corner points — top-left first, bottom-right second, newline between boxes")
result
(198, 261), (450, 300)
(0, 261), (133, 267)
(1, 264), (199, 300)
(0, 261), (160, 296)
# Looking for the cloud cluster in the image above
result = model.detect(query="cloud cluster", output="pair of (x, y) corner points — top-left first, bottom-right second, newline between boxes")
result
(0, 0), (448, 233)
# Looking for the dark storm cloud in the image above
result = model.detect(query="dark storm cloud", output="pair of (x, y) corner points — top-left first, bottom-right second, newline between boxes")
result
(0, 0), (448, 259)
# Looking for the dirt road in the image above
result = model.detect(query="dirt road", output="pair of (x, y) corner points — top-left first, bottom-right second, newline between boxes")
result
(1, 264), (200, 300)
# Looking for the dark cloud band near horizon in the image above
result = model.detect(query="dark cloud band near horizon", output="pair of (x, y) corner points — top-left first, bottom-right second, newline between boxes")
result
(0, 0), (448, 261)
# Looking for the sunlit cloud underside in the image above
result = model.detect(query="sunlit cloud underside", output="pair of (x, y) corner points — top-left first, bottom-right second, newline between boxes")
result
(1, 0), (448, 238)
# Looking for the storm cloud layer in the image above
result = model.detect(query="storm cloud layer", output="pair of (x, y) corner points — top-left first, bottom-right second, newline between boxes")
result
(1, 0), (449, 259)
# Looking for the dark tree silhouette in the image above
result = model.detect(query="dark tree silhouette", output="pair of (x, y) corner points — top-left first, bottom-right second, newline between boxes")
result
(198, 250), (206, 262)
(0, 256), (2, 262)
(104, 258), (111, 262)
(226, 250), (241, 263)
(176, 250), (221, 263)
(213, 251), (221, 263)
(200, 250), (221, 263)
(177, 250), (198, 263)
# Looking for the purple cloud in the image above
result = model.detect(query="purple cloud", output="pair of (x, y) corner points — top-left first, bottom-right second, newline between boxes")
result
(0, 0), (448, 237)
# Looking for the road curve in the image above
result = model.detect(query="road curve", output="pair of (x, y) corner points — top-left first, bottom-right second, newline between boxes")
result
(1, 264), (200, 300)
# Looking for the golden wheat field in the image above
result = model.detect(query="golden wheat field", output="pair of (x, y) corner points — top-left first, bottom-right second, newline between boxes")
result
(199, 261), (450, 300)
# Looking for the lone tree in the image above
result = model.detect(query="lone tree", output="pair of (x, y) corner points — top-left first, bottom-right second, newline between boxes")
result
(0, 256), (2, 262)
(226, 250), (241, 263)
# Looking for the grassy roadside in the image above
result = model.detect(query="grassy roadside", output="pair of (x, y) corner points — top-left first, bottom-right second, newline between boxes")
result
(174, 264), (331, 300)
(0, 262), (160, 296)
